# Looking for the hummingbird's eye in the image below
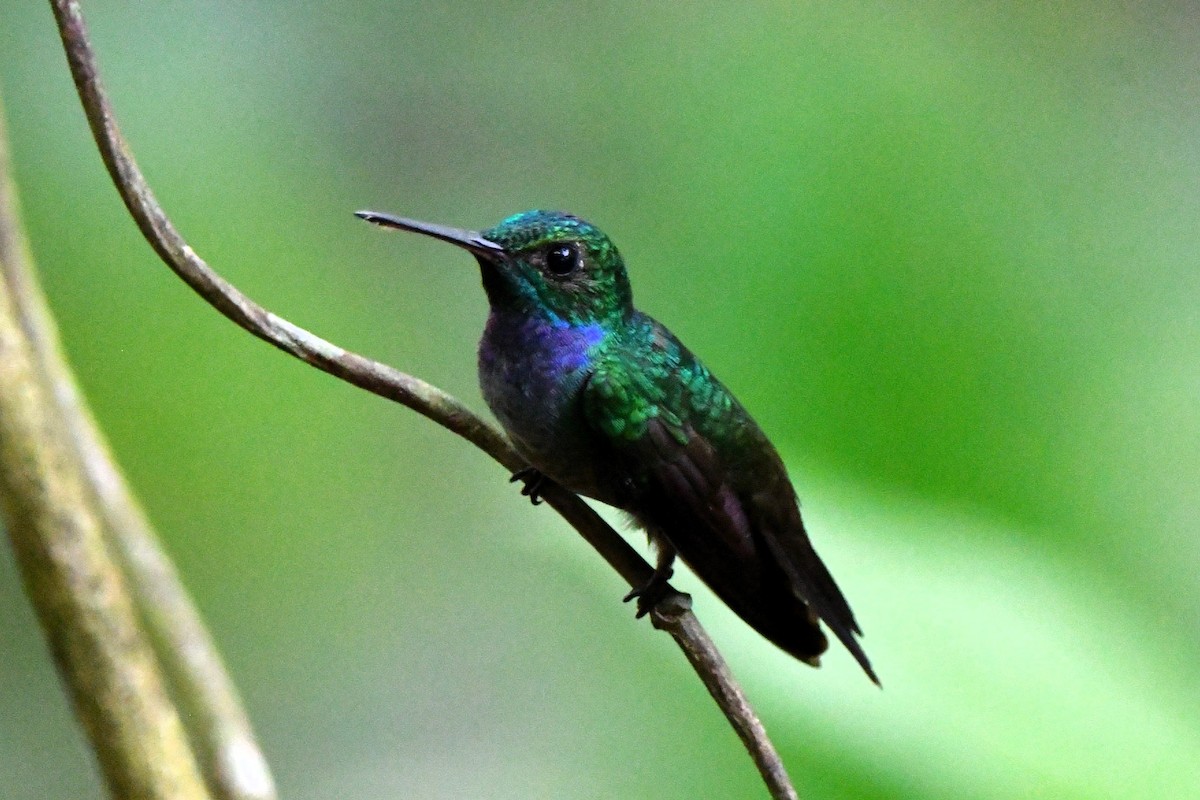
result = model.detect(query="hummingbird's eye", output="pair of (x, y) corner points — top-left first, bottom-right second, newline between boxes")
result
(545, 244), (580, 276)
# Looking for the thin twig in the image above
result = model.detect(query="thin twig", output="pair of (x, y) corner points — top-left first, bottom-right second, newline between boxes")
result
(653, 596), (798, 799)
(0, 77), (275, 800)
(49, 2), (800, 797)
(0, 93), (212, 800)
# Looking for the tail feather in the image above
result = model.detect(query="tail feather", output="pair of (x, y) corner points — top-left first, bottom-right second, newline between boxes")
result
(759, 523), (879, 686)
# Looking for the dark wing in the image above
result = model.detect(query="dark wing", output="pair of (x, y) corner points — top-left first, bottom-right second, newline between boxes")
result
(582, 361), (876, 682)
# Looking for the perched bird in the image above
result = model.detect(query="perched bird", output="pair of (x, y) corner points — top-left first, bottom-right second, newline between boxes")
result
(357, 209), (877, 684)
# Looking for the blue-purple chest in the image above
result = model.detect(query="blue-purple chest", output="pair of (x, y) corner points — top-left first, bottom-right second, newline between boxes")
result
(477, 312), (611, 493)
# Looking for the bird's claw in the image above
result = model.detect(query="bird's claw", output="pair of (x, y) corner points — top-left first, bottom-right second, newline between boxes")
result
(622, 567), (675, 618)
(509, 467), (547, 505)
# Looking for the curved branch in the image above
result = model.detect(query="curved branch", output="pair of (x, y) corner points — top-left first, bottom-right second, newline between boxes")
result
(48, 2), (799, 798)
(0, 95), (211, 800)
(0, 80), (275, 800)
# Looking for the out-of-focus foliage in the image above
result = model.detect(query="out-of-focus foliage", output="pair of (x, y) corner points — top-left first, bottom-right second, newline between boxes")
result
(1, 3), (1196, 798)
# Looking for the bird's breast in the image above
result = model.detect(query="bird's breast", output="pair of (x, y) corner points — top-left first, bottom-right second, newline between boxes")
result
(478, 314), (619, 501)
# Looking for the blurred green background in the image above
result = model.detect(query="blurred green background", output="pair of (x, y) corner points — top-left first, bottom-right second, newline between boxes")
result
(2, 2), (1197, 798)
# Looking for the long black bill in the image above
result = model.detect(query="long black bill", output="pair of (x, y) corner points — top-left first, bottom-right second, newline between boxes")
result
(354, 210), (505, 257)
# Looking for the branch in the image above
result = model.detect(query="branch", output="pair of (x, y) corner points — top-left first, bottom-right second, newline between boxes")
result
(0, 95), (211, 800)
(0, 72), (274, 800)
(48, 2), (800, 797)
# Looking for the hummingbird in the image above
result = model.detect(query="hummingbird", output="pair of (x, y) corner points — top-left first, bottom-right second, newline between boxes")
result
(356, 208), (877, 684)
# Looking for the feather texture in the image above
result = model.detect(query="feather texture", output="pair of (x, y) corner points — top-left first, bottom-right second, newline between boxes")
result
(579, 314), (877, 681)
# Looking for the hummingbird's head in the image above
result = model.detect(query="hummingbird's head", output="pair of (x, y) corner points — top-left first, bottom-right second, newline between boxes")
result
(356, 209), (633, 326)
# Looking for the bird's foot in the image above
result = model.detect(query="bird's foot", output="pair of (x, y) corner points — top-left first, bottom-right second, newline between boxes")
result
(622, 566), (675, 619)
(509, 467), (548, 506)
